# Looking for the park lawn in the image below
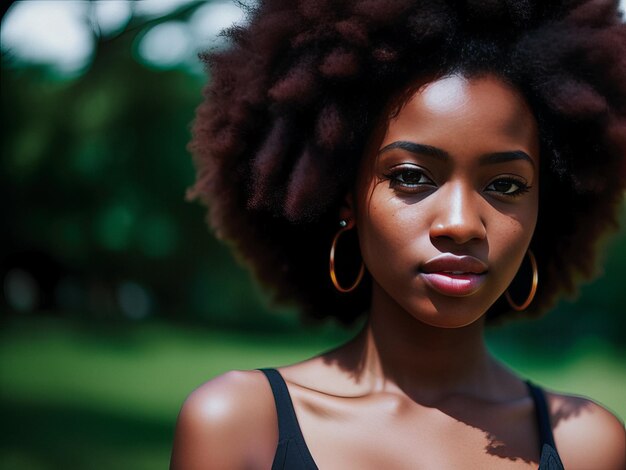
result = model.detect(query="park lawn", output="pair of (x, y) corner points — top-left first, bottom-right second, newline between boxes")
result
(1, 317), (624, 470)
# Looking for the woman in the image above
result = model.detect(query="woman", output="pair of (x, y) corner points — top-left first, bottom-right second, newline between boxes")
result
(172, 1), (626, 468)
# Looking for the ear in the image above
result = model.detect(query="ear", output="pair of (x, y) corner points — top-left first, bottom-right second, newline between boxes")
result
(338, 192), (355, 223)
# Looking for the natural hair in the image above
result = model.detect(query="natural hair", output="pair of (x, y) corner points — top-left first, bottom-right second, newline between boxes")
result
(188, 0), (626, 325)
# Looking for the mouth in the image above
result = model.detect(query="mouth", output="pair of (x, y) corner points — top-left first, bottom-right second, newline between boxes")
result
(419, 254), (488, 297)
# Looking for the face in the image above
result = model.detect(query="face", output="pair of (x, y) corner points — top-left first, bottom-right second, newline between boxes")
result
(348, 74), (540, 328)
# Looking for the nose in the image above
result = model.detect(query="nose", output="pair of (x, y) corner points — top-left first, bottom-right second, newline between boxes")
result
(429, 182), (486, 245)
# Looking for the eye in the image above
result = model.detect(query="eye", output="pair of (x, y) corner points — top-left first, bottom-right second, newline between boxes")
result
(485, 178), (531, 197)
(384, 166), (436, 192)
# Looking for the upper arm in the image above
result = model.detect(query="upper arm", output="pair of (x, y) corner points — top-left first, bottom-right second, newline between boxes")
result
(170, 370), (278, 470)
(552, 394), (625, 470)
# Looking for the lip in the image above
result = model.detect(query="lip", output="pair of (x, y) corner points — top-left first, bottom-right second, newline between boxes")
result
(419, 254), (488, 297)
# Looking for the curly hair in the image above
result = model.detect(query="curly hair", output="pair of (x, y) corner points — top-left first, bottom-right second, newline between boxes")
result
(188, 0), (626, 325)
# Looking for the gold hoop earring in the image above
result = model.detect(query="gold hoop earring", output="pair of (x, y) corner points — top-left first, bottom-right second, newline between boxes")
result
(505, 250), (538, 311)
(329, 220), (365, 293)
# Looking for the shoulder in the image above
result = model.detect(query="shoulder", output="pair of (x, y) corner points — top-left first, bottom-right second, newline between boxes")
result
(170, 369), (278, 470)
(547, 391), (625, 470)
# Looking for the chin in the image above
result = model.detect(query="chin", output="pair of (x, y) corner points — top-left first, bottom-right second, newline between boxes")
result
(415, 315), (484, 329)
(403, 296), (490, 329)
(372, 281), (493, 329)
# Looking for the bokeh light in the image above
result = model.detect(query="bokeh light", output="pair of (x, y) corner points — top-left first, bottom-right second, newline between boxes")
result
(1, 1), (94, 75)
(136, 21), (193, 69)
(4, 268), (39, 312)
(1, 0), (252, 76)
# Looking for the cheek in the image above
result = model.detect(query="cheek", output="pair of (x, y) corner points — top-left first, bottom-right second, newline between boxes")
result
(356, 187), (427, 272)
(487, 201), (538, 277)
(487, 180), (539, 242)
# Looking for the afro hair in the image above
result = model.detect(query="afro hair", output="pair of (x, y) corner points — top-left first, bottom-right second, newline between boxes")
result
(188, 0), (626, 325)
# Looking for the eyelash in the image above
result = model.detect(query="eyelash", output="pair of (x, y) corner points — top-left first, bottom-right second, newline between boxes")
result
(383, 168), (531, 198)
(485, 177), (531, 197)
(383, 168), (435, 190)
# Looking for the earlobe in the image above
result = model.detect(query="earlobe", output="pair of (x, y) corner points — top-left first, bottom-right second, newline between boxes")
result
(339, 193), (355, 222)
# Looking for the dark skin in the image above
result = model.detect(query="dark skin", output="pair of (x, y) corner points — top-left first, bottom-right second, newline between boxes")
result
(171, 74), (625, 470)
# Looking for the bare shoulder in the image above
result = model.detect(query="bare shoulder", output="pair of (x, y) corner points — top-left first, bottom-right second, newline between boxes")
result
(547, 390), (625, 470)
(170, 369), (278, 470)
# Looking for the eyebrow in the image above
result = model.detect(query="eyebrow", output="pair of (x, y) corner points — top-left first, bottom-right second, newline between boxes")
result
(378, 141), (535, 169)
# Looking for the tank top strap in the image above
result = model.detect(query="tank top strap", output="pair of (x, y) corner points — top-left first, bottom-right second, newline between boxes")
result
(525, 380), (557, 449)
(258, 368), (319, 469)
(525, 381), (565, 469)
(258, 368), (303, 441)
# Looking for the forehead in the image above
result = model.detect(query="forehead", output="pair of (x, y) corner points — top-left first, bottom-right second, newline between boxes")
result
(381, 74), (539, 158)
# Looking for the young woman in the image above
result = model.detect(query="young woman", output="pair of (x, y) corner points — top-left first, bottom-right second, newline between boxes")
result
(171, 1), (626, 468)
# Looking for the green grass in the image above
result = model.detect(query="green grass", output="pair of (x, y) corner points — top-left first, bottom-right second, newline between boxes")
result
(1, 317), (624, 469)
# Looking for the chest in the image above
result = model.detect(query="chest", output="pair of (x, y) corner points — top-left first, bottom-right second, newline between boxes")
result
(292, 392), (542, 470)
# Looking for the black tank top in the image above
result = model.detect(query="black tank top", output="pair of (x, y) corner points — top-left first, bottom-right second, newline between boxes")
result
(258, 368), (565, 470)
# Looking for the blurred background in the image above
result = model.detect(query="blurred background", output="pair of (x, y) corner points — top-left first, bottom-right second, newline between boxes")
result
(1, 1), (625, 468)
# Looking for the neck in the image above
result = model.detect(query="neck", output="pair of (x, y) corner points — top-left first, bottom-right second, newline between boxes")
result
(344, 284), (503, 401)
